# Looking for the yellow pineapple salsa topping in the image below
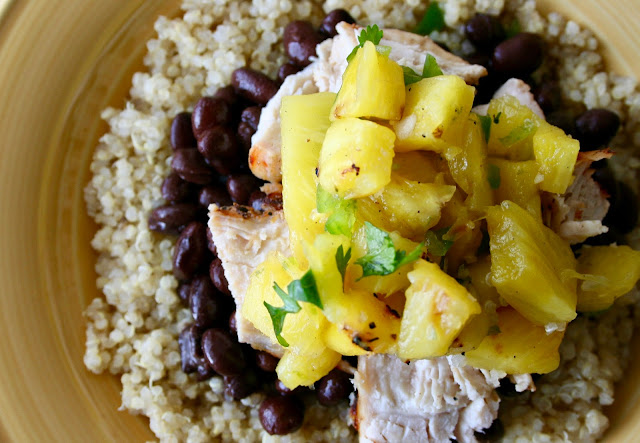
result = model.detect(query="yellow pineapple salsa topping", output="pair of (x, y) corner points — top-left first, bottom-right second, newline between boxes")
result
(242, 26), (640, 388)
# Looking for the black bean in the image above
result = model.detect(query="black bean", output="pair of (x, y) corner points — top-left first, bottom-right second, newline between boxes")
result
(592, 166), (616, 196)
(148, 203), (200, 235)
(177, 281), (192, 305)
(197, 125), (239, 166)
(206, 227), (217, 255)
(213, 85), (240, 108)
(224, 372), (258, 400)
(161, 172), (194, 203)
(475, 418), (505, 442)
(227, 173), (262, 205)
(320, 9), (356, 37)
(465, 52), (492, 69)
(278, 62), (303, 83)
(192, 97), (231, 139)
(229, 311), (237, 334)
(275, 379), (296, 396)
(198, 185), (233, 208)
(237, 121), (256, 152)
(171, 148), (215, 185)
(201, 328), (246, 376)
(546, 110), (577, 137)
(189, 274), (221, 327)
(178, 324), (203, 374)
(534, 81), (561, 114)
(465, 14), (505, 50)
(209, 258), (231, 296)
(316, 369), (352, 406)
(575, 109), (621, 151)
(259, 395), (305, 435)
(249, 191), (267, 211)
(492, 33), (544, 77)
(173, 222), (208, 281)
(283, 21), (324, 67)
(196, 362), (216, 381)
(232, 68), (280, 105)
(256, 351), (279, 373)
(241, 106), (262, 130)
(604, 181), (638, 234)
(170, 112), (197, 150)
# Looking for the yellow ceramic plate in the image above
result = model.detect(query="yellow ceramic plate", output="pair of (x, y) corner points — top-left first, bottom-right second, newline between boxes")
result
(0, 1), (638, 441)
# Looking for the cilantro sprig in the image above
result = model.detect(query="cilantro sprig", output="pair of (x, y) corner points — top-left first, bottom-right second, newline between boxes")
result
(335, 245), (352, 287)
(355, 222), (424, 278)
(317, 186), (356, 237)
(402, 54), (443, 85)
(346, 24), (386, 62)
(264, 270), (322, 347)
(414, 2), (445, 36)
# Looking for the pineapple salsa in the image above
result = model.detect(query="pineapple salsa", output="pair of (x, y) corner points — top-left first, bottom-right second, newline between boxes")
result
(243, 26), (640, 389)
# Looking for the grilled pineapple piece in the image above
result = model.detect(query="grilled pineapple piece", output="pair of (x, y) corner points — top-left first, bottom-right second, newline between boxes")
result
(574, 245), (640, 312)
(487, 95), (542, 161)
(392, 151), (443, 183)
(331, 40), (405, 121)
(533, 122), (580, 194)
(397, 259), (481, 360)
(277, 346), (342, 389)
(466, 307), (564, 374)
(489, 158), (542, 221)
(356, 175), (456, 241)
(318, 117), (396, 199)
(487, 201), (577, 325)
(281, 92), (336, 266)
(445, 113), (494, 212)
(243, 252), (325, 349)
(393, 75), (475, 152)
(305, 233), (401, 354)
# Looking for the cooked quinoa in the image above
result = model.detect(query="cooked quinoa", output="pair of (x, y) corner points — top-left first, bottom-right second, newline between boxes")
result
(84, 0), (640, 441)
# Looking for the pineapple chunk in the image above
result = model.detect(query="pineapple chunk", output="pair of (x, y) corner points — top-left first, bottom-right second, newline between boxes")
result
(448, 310), (491, 354)
(392, 151), (443, 183)
(393, 75), (475, 153)
(444, 113), (494, 212)
(533, 122), (580, 194)
(489, 158), (542, 221)
(281, 92), (336, 265)
(305, 233), (401, 353)
(487, 95), (542, 161)
(323, 323), (370, 356)
(574, 245), (640, 312)
(277, 346), (342, 389)
(466, 307), (564, 374)
(487, 201), (577, 325)
(356, 175), (456, 241)
(397, 259), (481, 360)
(467, 255), (502, 307)
(331, 40), (405, 121)
(318, 118), (396, 199)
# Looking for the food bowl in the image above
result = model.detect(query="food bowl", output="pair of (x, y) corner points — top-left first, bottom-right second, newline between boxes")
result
(0, 0), (638, 441)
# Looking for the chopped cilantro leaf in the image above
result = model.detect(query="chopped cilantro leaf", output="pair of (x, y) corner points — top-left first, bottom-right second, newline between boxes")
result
(265, 270), (322, 347)
(505, 18), (521, 38)
(414, 2), (445, 36)
(499, 119), (536, 146)
(346, 24), (384, 62)
(402, 54), (443, 85)
(422, 54), (443, 77)
(317, 186), (356, 237)
(477, 113), (492, 142)
(487, 163), (501, 189)
(335, 245), (352, 286)
(355, 222), (424, 278)
(425, 227), (454, 257)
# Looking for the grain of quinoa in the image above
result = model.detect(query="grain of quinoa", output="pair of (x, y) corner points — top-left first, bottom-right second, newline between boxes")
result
(84, 0), (640, 441)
